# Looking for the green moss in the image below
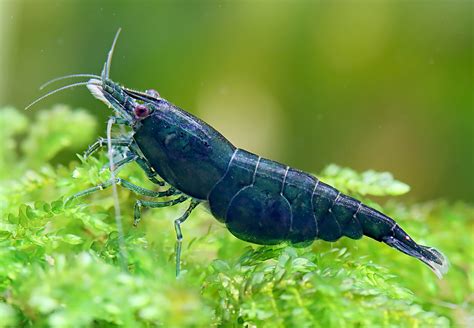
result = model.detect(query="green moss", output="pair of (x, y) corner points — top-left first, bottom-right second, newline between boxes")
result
(0, 107), (472, 327)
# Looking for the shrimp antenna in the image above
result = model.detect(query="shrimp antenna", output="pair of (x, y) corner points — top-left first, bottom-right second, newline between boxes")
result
(103, 28), (122, 80)
(102, 28), (126, 271)
(25, 81), (99, 110)
(40, 74), (101, 90)
(123, 88), (162, 102)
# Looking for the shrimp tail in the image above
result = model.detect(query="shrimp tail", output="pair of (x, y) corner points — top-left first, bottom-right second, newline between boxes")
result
(357, 205), (449, 279)
(381, 225), (449, 279)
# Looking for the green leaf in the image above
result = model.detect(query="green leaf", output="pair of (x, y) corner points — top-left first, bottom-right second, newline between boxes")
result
(319, 164), (411, 196)
(21, 105), (97, 167)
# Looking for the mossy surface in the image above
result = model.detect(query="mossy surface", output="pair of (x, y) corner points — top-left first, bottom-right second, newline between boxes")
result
(0, 107), (472, 327)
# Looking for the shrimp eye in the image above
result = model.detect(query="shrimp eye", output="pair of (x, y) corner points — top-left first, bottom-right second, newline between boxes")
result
(134, 104), (150, 118)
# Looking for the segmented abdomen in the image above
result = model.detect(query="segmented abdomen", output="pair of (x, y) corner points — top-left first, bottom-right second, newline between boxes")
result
(207, 148), (365, 245)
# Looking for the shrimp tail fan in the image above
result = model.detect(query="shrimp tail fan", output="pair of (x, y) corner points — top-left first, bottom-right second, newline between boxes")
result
(382, 225), (449, 279)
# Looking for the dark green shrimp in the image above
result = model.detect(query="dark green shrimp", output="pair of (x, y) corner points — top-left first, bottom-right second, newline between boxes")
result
(28, 30), (448, 278)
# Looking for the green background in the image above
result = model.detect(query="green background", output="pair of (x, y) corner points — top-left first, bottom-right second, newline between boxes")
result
(1, 0), (472, 202)
(0, 1), (473, 327)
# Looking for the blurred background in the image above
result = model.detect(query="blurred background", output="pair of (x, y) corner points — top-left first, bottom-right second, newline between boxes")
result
(1, 0), (472, 202)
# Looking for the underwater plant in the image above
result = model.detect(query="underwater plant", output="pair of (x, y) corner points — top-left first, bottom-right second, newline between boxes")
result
(0, 106), (471, 327)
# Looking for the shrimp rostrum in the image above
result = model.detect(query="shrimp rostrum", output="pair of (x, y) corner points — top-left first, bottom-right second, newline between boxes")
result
(29, 30), (448, 278)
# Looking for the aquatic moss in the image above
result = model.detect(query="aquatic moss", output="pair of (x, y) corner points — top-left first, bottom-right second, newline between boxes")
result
(0, 107), (472, 327)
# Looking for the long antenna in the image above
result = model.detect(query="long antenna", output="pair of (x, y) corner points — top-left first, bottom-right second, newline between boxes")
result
(105, 28), (128, 271)
(25, 81), (97, 110)
(105, 28), (122, 79)
(40, 74), (100, 90)
(107, 117), (128, 271)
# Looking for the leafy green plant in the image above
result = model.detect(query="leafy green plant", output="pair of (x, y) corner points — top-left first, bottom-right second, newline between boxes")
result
(0, 107), (472, 327)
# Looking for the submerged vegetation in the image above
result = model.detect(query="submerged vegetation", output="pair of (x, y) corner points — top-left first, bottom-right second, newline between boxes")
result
(0, 106), (472, 327)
